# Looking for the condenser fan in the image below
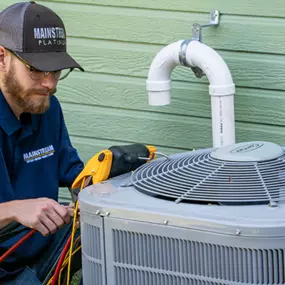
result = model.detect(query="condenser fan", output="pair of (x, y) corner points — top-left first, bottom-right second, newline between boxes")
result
(131, 141), (285, 205)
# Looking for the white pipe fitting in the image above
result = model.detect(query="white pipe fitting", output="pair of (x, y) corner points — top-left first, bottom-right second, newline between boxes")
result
(146, 40), (235, 148)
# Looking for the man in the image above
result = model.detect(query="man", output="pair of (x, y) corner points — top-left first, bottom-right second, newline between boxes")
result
(0, 1), (85, 283)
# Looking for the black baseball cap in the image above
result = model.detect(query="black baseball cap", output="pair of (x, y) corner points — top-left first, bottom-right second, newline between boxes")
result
(0, 1), (84, 72)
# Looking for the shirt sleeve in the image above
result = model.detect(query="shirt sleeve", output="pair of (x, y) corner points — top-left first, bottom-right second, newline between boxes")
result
(57, 103), (84, 187)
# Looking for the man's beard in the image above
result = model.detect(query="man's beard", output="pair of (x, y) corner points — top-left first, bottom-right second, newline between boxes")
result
(3, 65), (56, 114)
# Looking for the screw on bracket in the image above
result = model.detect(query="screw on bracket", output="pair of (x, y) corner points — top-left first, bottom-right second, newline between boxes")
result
(192, 10), (220, 42)
(189, 10), (220, 78)
(269, 201), (277, 208)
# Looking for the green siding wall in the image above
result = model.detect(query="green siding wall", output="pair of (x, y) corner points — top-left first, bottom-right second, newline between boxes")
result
(1, 1), (285, 200)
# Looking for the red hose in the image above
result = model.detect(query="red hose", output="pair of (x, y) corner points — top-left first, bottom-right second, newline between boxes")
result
(51, 235), (72, 285)
(0, 228), (73, 284)
(0, 229), (36, 263)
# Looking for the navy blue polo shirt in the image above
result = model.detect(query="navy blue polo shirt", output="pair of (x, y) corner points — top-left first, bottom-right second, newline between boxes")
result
(0, 90), (84, 274)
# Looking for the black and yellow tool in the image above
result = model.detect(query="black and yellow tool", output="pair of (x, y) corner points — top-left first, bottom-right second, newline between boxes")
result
(72, 143), (156, 189)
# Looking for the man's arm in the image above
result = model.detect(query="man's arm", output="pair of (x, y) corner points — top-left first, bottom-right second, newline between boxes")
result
(0, 201), (15, 229)
(0, 198), (73, 236)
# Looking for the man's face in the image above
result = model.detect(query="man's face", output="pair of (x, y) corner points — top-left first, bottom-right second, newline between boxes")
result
(2, 55), (57, 114)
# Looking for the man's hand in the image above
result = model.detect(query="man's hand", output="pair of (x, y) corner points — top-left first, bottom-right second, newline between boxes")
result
(11, 198), (72, 236)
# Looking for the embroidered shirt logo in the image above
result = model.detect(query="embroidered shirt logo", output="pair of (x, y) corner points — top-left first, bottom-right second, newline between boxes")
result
(23, 145), (55, 163)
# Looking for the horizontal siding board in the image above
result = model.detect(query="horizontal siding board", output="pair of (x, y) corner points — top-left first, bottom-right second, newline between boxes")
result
(57, 73), (285, 127)
(38, 0), (285, 18)
(62, 103), (285, 150)
(58, 188), (71, 202)
(66, 38), (285, 91)
(1, 1), (284, 55)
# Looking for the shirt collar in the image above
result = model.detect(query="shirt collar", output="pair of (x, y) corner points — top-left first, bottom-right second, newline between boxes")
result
(0, 90), (41, 136)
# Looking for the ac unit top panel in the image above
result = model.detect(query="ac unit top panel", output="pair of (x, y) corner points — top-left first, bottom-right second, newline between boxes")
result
(79, 171), (285, 238)
(79, 141), (285, 238)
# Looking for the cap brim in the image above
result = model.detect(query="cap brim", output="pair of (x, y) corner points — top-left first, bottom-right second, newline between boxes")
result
(15, 51), (84, 72)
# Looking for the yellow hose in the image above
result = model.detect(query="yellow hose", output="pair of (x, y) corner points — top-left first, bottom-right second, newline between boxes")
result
(66, 177), (86, 284)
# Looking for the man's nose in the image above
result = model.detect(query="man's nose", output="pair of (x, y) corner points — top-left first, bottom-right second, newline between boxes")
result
(40, 72), (57, 90)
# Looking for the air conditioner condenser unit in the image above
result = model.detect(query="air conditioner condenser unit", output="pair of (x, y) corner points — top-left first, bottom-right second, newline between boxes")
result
(79, 141), (285, 285)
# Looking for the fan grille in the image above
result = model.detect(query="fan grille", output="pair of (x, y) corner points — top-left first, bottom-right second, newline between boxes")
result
(131, 150), (285, 205)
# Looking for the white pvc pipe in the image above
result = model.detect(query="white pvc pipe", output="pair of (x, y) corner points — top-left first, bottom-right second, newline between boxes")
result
(147, 41), (182, 106)
(146, 40), (236, 148)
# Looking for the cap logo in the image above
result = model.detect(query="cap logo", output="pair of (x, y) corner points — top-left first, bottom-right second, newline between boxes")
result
(33, 27), (66, 47)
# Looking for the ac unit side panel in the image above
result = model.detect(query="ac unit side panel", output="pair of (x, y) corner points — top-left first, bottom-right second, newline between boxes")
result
(103, 217), (285, 285)
(81, 211), (106, 285)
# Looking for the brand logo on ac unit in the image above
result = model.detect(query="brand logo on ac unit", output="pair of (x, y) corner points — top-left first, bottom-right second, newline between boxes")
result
(230, 143), (263, 154)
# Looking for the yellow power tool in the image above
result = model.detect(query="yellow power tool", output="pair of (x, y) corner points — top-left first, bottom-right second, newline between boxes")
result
(72, 143), (156, 189)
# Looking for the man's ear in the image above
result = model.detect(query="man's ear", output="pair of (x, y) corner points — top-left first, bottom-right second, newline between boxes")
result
(0, 46), (8, 72)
